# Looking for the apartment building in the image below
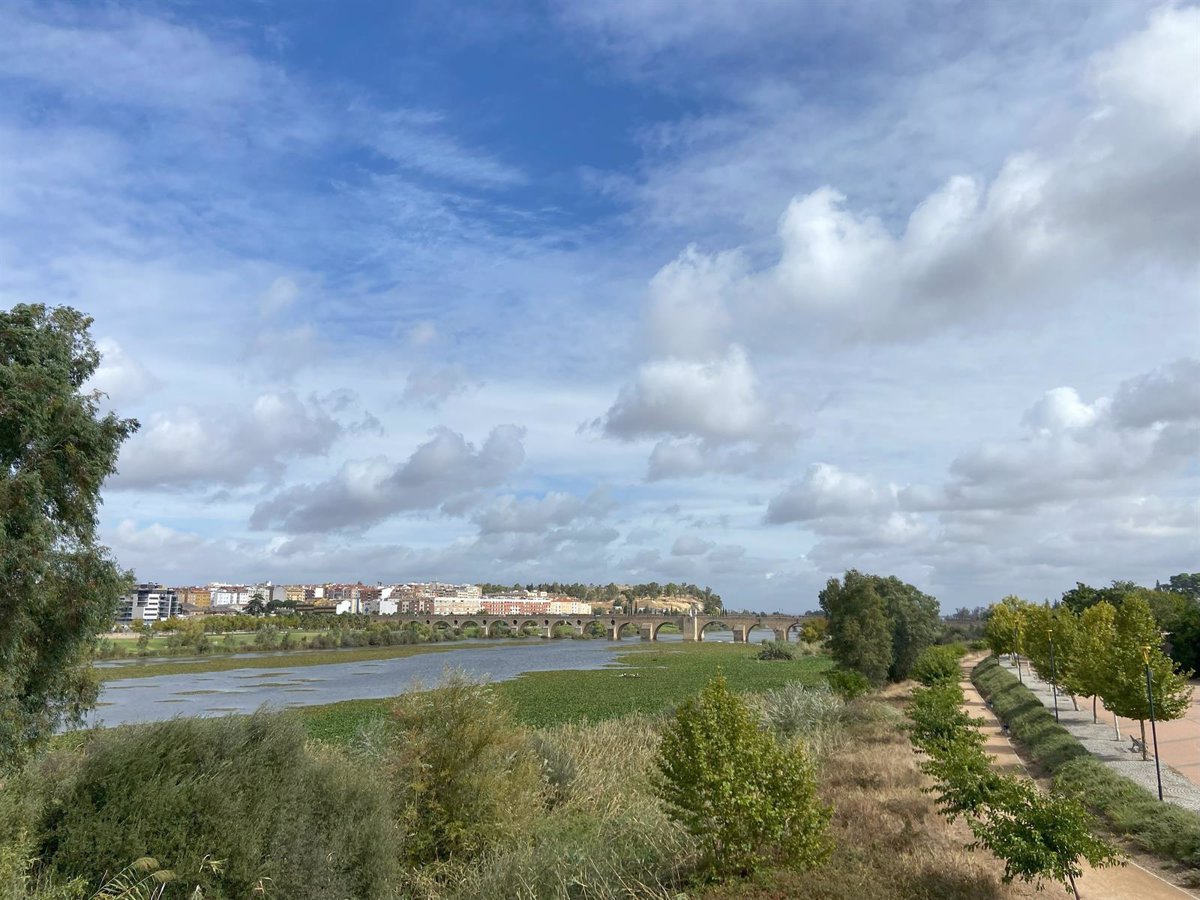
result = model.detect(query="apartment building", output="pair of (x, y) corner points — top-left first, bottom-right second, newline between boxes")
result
(116, 583), (183, 624)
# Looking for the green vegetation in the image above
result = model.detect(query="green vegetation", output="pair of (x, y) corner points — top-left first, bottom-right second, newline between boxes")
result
(911, 644), (966, 686)
(296, 643), (833, 740)
(819, 570), (940, 685)
(755, 639), (795, 660)
(973, 656), (1200, 871)
(0, 304), (139, 771)
(908, 675), (1121, 899)
(656, 674), (831, 879)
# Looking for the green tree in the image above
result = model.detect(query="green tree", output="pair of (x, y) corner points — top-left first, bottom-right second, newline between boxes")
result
(656, 674), (831, 879)
(875, 575), (941, 682)
(1068, 602), (1117, 725)
(1163, 572), (1200, 601)
(1104, 596), (1194, 759)
(0, 304), (138, 770)
(969, 777), (1122, 900)
(1022, 603), (1080, 710)
(245, 592), (267, 617)
(984, 595), (1029, 659)
(819, 572), (892, 685)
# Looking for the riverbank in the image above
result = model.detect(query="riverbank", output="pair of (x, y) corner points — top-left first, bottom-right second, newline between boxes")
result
(94, 638), (541, 681)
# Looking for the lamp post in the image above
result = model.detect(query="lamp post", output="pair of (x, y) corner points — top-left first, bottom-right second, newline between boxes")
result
(1048, 630), (1059, 723)
(1142, 644), (1164, 802)
(1014, 620), (1023, 683)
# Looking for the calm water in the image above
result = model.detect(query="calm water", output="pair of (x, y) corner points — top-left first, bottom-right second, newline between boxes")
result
(88, 632), (736, 729)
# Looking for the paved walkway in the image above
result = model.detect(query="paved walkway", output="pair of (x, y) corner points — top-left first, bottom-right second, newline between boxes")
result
(960, 655), (1198, 898)
(998, 657), (1200, 811)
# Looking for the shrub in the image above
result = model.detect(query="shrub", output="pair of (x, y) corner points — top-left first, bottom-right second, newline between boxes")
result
(32, 713), (399, 899)
(911, 645), (963, 686)
(824, 668), (872, 700)
(758, 682), (844, 739)
(756, 639), (795, 660)
(656, 674), (831, 879)
(387, 670), (543, 867)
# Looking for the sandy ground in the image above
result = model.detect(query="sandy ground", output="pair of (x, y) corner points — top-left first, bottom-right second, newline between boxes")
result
(960, 655), (1198, 899)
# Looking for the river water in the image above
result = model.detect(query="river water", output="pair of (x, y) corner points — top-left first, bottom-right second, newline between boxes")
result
(90, 632), (736, 729)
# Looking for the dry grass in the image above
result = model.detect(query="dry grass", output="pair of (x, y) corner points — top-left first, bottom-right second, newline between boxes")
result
(698, 699), (1045, 900)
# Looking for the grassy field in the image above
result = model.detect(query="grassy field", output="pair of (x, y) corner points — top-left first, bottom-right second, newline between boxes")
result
(94, 640), (532, 682)
(101, 630), (328, 652)
(296, 642), (832, 742)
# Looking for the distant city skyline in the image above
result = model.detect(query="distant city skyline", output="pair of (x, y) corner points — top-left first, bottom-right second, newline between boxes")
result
(2, 2), (1195, 612)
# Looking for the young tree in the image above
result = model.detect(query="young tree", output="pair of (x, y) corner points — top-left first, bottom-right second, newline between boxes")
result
(657, 674), (831, 879)
(0, 304), (138, 770)
(1022, 604), (1080, 711)
(1104, 595), (1193, 759)
(969, 777), (1122, 900)
(819, 572), (892, 685)
(876, 575), (941, 682)
(1071, 602), (1117, 727)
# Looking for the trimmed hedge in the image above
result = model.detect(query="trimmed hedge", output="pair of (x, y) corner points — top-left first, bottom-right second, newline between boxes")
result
(972, 656), (1200, 870)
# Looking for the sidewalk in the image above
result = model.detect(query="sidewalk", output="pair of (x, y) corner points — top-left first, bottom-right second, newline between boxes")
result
(960, 656), (1198, 899)
(998, 657), (1200, 812)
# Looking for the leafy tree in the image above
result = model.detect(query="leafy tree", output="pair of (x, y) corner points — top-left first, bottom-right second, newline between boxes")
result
(656, 674), (831, 879)
(245, 592), (267, 617)
(984, 595), (1029, 659)
(819, 572), (892, 685)
(1104, 596), (1193, 759)
(1163, 572), (1200, 601)
(968, 777), (1122, 900)
(1069, 602), (1117, 725)
(1022, 604), (1080, 710)
(875, 576), (940, 681)
(0, 304), (138, 770)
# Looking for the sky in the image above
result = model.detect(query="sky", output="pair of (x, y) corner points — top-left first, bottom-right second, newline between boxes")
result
(1, 0), (1196, 612)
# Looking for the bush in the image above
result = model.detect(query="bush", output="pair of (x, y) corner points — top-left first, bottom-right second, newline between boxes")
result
(911, 645), (963, 686)
(656, 674), (831, 879)
(824, 668), (872, 700)
(386, 670), (543, 867)
(31, 713), (400, 899)
(756, 639), (795, 660)
(758, 682), (844, 739)
(973, 656), (1200, 870)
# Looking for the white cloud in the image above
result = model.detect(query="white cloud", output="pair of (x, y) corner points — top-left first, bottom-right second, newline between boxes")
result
(113, 391), (341, 490)
(401, 365), (475, 409)
(88, 338), (160, 405)
(1110, 357), (1200, 428)
(671, 534), (715, 556)
(249, 425), (526, 533)
(603, 345), (772, 443)
(766, 463), (891, 523)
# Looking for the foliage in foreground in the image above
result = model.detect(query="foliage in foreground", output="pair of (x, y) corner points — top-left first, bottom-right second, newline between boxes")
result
(656, 674), (831, 879)
(0, 304), (139, 771)
(907, 679), (1121, 899)
(973, 656), (1200, 871)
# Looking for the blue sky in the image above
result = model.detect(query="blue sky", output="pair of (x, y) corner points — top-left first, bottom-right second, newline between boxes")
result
(1, 0), (1196, 611)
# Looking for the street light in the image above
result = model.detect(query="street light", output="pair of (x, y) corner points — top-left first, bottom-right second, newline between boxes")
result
(1014, 620), (1023, 683)
(1048, 629), (1059, 723)
(1142, 644), (1164, 802)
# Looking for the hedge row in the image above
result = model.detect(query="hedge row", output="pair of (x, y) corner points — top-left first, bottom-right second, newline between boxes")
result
(972, 656), (1200, 871)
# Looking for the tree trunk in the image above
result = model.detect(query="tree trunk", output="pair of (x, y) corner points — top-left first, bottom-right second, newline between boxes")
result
(1140, 720), (1148, 761)
(1113, 711), (1121, 741)
(1068, 871), (1080, 900)
(1092, 695), (1097, 724)
(1070, 694), (1078, 711)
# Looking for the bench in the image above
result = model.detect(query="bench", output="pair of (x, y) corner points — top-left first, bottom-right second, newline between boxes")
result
(1130, 735), (1145, 755)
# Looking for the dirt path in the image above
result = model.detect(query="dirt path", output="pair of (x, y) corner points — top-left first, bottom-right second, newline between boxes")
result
(959, 655), (1198, 899)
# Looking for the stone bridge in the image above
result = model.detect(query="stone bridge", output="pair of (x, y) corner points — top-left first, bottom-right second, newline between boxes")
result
(375, 613), (819, 642)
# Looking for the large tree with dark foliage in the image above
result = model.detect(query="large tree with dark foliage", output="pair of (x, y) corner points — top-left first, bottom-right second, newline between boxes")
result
(819, 570), (940, 685)
(0, 304), (138, 769)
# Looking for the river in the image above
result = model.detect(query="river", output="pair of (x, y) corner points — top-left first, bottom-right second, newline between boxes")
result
(89, 632), (737, 728)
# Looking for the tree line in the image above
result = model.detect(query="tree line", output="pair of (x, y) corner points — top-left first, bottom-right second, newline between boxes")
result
(985, 593), (1193, 758)
(478, 581), (723, 613)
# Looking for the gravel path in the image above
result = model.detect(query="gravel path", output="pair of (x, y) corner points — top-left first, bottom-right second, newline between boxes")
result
(995, 657), (1200, 814)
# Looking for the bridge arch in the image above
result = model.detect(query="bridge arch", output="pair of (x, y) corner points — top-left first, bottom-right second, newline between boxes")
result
(697, 620), (733, 642)
(487, 619), (514, 638)
(745, 623), (775, 643)
(651, 619), (683, 641)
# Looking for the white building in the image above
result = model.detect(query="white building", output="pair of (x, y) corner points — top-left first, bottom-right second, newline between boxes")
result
(548, 598), (592, 616)
(432, 597), (483, 615)
(116, 584), (183, 624)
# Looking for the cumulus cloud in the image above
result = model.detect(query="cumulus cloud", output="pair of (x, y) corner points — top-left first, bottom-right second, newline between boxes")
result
(1110, 358), (1200, 428)
(634, 6), (1200, 342)
(88, 338), (160, 404)
(249, 425), (526, 533)
(766, 463), (892, 523)
(473, 488), (614, 535)
(113, 391), (341, 490)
